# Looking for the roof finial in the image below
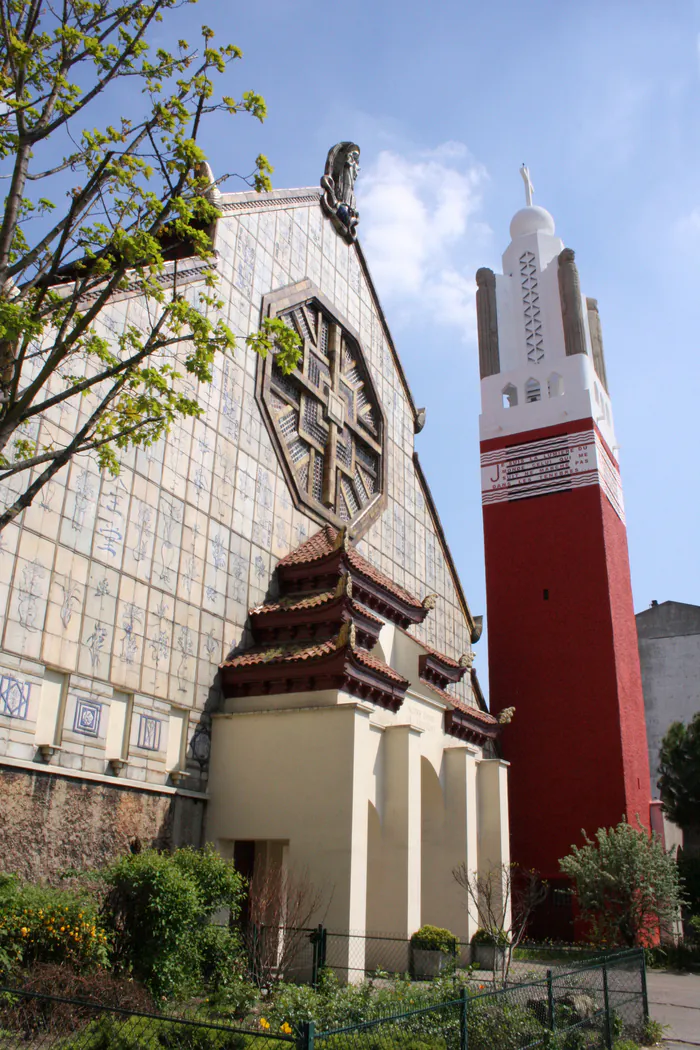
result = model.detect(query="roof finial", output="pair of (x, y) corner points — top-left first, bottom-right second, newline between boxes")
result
(520, 164), (534, 207)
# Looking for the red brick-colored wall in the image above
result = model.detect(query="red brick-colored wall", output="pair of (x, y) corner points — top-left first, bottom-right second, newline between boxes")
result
(482, 419), (650, 883)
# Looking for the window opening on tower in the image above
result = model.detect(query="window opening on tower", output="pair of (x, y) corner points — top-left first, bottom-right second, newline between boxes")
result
(525, 378), (541, 403)
(502, 384), (518, 408)
(547, 373), (564, 398)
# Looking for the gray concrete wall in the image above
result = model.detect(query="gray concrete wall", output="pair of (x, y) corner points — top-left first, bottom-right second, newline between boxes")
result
(636, 601), (700, 797)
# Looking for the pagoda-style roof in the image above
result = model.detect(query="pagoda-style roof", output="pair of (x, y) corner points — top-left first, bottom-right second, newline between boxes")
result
(444, 687), (500, 744)
(220, 526), (501, 744)
(418, 641), (471, 691)
(221, 527), (412, 711)
(221, 629), (408, 711)
(277, 525), (429, 629)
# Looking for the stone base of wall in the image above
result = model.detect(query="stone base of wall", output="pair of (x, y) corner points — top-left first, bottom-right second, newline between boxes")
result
(0, 765), (206, 882)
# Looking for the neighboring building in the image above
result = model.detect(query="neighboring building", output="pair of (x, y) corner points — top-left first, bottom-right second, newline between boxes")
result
(0, 144), (509, 968)
(475, 175), (651, 937)
(636, 600), (700, 798)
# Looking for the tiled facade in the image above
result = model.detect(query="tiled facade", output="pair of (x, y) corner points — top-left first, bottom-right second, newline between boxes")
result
(0, 184), (479, 868)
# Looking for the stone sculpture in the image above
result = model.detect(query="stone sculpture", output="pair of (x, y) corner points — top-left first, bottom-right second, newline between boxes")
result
(321, 142), (361, 241)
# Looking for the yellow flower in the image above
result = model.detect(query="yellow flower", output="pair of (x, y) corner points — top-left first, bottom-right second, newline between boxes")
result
(20, 927), (28, 936)
(260, 1018), (270, 1030)
(280, 1023), (292, 1035)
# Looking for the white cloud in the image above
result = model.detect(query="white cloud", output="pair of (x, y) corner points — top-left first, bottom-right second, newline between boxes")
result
(674, 207), (700, 240)
(357, 143), (488, 341)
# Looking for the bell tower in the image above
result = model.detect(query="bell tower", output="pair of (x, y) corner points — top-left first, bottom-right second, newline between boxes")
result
(477, 170), (651, 935)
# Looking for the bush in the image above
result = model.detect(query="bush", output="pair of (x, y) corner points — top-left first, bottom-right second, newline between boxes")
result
(559, 821), (684, 946)
(410, 925), (458, 954)
(0, 964), (153, 1034)
(0, 874), (108, 977)
(467, 999), (545, 1050)
(101, 846), (245, 999)
(58, 1015), (257, 1050)
(471, 927), (509, 947)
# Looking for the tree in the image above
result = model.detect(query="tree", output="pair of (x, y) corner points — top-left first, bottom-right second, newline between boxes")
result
(559, 820), (684, 947)
(452, 862), (547, 984)
(244, 863), (327, 990)
(0, 0), (301, 531)
(658, 713), (700, 833)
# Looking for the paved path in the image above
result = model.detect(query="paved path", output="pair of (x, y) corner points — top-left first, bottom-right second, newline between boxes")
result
(647, 970), (700, 1048)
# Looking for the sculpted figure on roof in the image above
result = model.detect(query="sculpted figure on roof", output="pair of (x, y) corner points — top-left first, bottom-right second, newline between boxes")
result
(321, 141), (361, 241)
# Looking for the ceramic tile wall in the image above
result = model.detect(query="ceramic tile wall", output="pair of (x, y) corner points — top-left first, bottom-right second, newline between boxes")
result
(0, 190), (476, 786)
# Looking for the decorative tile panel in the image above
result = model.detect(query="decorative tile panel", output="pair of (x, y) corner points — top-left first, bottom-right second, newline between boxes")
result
(73, 698), (101, 737)
(137, 714), (161, 752)
(0, 675), (30, 719)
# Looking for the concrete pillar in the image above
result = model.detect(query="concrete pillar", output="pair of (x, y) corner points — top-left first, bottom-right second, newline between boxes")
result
(380, 724), (423, 938)
(477, 758), (511, 930)
(443, 746), (480, 944)
(206, 703), (372, 979)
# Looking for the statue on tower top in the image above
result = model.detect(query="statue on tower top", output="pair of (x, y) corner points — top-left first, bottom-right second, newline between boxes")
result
(321, 142), (361, 242)
(520, 163), (534, 207)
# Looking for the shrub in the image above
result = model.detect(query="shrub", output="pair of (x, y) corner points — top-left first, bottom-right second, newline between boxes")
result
(58, 1015), (257, 1050)
(467, 999), (545, 1050)
(410, 925), (458, 954)
(559, 820), (684, 946)
(640, 1017), (665, 1045)
(0, 874), (108, 977)
(101, 846), (245, 999)
(0, 963), (153, 1034)
(471, 927), (509, 947)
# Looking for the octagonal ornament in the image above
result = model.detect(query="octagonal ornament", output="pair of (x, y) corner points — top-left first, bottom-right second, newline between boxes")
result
(257, 280), (386, 535)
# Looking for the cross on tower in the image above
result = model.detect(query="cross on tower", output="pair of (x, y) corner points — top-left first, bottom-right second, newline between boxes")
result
(520, 164), (534, 207)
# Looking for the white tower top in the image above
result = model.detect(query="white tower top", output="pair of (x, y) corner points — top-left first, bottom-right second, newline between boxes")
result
(476, 171), (616, 456)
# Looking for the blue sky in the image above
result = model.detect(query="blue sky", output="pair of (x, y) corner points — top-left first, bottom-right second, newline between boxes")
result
(169, 1), (700, 646)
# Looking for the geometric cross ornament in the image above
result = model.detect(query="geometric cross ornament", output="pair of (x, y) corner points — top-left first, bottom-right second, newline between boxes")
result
(257, 280), (386, 535)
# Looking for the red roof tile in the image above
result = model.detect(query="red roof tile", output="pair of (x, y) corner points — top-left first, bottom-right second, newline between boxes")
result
(278, 526), (422, 610)
(419, 641), (464, 670)
(277, 525), (337, 566)
(347, 547), (422, 608)
(222, 639), (337, 669)
(449, 696), (498, 725)
(396, 626), (466, 670)
(352, 647), (409, 685)
(252, 591), (337, 615)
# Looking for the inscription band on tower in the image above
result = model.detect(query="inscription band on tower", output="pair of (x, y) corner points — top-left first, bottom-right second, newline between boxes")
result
(481, 428), (625, 522)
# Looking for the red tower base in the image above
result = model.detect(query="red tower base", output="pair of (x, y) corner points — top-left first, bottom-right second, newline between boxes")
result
(482, 418), (651, 939)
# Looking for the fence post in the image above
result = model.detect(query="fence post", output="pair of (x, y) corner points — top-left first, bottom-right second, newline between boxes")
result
(640, 950), (650, 1021)
(460, 987), (469, 1050)
(320, 924), (327, 970)
(547, 969), (555, 1031)
(298, 1020), (315, 1050)
(311, 929), (319, 989)
(602, 960), (613, 1050)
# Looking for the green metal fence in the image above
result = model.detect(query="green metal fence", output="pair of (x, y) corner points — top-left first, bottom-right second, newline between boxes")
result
(245, 924), (644, 990)
(0, 949), (649, 1050)
(302, 950), (649, 1050)
(0, 985), (295, 1050)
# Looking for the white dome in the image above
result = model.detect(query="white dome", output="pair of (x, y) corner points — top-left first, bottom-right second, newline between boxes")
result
(509, 205), (555, 240)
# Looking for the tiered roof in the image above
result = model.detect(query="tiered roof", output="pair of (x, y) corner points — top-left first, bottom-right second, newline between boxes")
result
(220, 526), (499, 745)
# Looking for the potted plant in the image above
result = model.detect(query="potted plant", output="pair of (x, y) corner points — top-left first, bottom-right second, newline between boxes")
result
(471, 927), (509, 970)
(410, 924), (458, 978)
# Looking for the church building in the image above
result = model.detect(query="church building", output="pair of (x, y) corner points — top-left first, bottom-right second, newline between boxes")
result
(0, 144), (509, 970)
(476, 173), (652, 936)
